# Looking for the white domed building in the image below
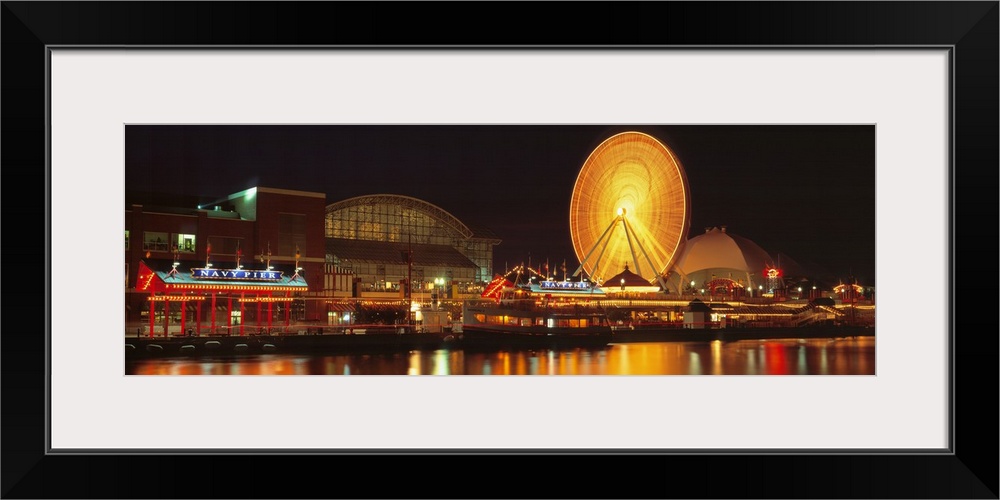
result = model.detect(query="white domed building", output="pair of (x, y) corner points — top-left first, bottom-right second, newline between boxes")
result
(665, 226), (779, 296)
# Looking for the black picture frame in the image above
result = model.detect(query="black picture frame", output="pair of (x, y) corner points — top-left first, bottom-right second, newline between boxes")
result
(3, 2), (996, 498)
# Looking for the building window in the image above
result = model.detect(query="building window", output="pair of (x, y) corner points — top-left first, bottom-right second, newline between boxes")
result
(174, 233), (196, 253)
(143, 231), (169, 252)
(125, 230), (130, 250)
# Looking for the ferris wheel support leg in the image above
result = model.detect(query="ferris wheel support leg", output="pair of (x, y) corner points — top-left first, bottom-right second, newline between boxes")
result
(678, 270), (689, 294)
(572, 216), (620, 278)
(620, 216), (644, 278)
(588, 223), (618, 282)
(623, 217), (669, 292)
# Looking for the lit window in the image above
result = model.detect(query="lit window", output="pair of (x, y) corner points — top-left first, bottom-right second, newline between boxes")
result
(125, 230), (130, 250)
(174, 234), (196, 253)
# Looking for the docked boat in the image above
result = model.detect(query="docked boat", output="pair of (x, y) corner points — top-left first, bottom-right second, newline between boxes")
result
(460, 298), (614, 349)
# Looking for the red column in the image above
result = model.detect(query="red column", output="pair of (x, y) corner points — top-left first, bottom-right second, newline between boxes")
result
(227, 295), (233, 335)
(239, 293), (245, 336)
(285, 291), (291, 327)
(180, 297), (186, 336)
(257, 299), (262, 332)
(163, 298), (170, 338)
(148, 296), (156, 338)
(211, 292), (217, 334)
(267, 301), (273, 331)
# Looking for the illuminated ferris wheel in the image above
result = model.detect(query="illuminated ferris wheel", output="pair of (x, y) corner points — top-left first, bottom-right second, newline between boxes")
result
(568, 131), (691, 289)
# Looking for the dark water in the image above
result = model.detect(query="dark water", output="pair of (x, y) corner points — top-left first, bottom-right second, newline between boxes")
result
(125, 337), (875, 375)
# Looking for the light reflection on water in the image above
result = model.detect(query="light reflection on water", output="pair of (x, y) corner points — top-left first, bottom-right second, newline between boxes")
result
(126, 337), (875, 375)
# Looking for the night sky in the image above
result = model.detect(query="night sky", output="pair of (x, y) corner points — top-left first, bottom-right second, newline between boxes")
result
(125, 125), (876, 285)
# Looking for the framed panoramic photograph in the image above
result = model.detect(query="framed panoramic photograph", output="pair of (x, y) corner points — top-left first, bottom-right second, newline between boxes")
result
(120, 123), (877, 377)
(4, 1), (997, 499)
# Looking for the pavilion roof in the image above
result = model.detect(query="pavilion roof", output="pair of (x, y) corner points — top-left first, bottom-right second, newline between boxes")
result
(604, 264), (658, 289)
(481, 274), (514, 299)
(136, 260), (309, 293)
